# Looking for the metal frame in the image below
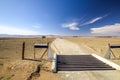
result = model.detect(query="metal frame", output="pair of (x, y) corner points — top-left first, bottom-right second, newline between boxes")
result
(22, 42), (53, 60)
(105, 43), (120, 59)
(34, 43), (53, 60)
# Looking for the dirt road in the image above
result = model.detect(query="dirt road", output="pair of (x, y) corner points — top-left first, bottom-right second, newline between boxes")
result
(51, 38), (120, 80)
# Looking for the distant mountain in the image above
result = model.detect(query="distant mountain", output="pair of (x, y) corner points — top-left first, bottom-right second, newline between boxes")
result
(0, 34), (42, 38)
(0, 34), (120, 38)
(0, 34), (10, 37)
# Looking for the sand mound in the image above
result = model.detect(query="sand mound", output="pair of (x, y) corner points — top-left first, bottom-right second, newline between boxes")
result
(51, 38), (85, 55)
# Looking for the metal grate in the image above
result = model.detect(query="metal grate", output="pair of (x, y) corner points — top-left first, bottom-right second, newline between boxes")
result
(57, 55), (115, 71)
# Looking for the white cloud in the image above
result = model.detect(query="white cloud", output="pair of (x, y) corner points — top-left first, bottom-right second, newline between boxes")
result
(82, 17), (103, 26)
(0, 25), (40, 35)
(91, 23), (120, 35)
(88, 17), (102, 24)
(62, 22), (80, 30)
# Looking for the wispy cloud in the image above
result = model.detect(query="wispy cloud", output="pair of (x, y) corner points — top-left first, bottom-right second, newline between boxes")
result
(62, 22), (80, 30)
(87, 17), (103, 24)
(0, 25), (40, 35)
(81, 17), (103, 26)
(90, 23), (120, 35)
(80, 13), (110, 26)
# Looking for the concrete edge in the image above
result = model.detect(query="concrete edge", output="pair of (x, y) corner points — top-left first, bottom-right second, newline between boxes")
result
(91, 54), (120, 70)
(52, 54), (57, 73)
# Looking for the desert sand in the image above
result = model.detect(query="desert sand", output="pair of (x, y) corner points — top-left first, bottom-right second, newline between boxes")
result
(0, 37), (120, 80)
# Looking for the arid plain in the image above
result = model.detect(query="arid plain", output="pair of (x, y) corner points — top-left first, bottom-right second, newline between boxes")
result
(0, 37), (120, 80)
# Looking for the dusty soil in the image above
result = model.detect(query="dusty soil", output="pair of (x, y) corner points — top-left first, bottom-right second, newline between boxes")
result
(0, 37), (120, 80)
(0, 38), (56, 80)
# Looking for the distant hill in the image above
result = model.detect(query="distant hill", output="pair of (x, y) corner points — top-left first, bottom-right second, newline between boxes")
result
(0, 34), (120, 38)
(0, 34), (42, 38)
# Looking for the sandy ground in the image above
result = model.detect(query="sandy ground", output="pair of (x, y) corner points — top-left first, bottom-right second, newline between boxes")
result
(65, 37), (120, 56)
(0, 37), (120, 80)
(0, 38), (57, 80)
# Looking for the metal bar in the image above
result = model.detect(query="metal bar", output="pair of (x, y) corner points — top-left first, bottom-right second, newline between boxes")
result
(57, 67), (115, 71)
(57, 65), (112, 68)
(111, 49), (117, 58)
(34, 46), (48, 48)
(57, 55), (115, 71)
(34, 45), (35, 59)
(110, 44), (120, 48)
(22, 42), (25, 60)
(34, 43), (48, 48)
(92, 54), (120, 70)
(40, 49), (47, 59)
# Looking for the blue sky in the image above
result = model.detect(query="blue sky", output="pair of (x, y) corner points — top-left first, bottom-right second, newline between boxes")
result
(0, 0), (120, 36)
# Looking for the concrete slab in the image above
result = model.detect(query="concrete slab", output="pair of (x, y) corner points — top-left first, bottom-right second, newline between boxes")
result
(58, 70), (120, 80)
